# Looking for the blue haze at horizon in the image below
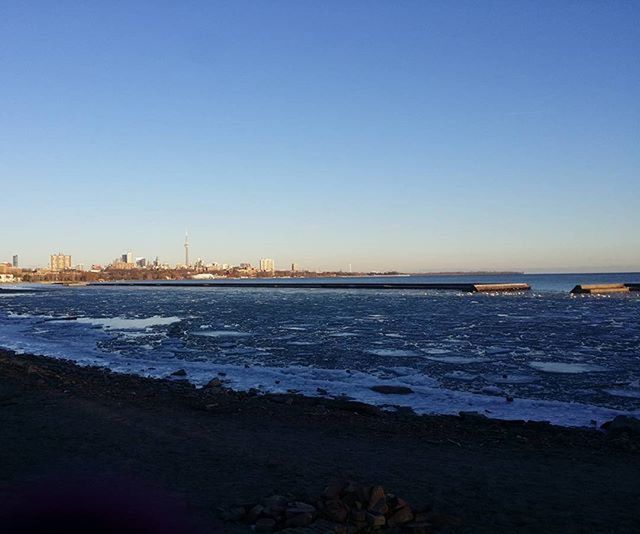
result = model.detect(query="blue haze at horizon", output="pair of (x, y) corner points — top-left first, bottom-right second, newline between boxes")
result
(0, 1), (638, 272)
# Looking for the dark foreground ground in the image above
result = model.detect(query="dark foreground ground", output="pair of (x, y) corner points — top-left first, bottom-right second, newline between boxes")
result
(0, 349), (638, 533)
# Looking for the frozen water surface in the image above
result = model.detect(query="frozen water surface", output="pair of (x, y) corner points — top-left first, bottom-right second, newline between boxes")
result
(1, 277), (639, 427)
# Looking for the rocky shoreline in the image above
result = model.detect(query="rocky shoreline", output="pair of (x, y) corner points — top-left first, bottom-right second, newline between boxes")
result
(1, 348), (639, 532)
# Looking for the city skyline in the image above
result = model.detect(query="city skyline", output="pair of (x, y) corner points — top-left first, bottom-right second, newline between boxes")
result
(3, 236), (640, 275)
(1, 2), (639, 273)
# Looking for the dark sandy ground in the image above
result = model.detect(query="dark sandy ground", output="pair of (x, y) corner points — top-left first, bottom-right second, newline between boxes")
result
(0, 348), (638, 533)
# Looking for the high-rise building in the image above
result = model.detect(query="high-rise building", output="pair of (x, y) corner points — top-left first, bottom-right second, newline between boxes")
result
(50, 253), (72, 271)
(12, 254), (18, 268)
(291, 263), (299, 272)
(136, 257), (147, 268)
(259, 258), (275, 273)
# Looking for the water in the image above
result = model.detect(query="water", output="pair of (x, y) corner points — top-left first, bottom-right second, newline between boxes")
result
(1, 273), (639, 427)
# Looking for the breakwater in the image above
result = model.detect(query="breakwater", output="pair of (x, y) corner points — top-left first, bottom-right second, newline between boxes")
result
(90, 281), (531, 293)
(570, 283), (640, 294)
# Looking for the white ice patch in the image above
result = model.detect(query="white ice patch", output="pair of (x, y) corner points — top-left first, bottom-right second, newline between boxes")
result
(192, 330), (252, 338)
(367, 349), (421, 357)
(7, 312), (55, 319)
(529, 362), (606, 374)
(76, 316), (181, 330)
(425, 356), (491, 364)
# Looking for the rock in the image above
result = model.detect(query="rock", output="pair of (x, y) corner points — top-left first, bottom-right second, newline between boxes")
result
(602, 415), (640, 435)
(262, 494), (289, 513)
(389, 506), (414, 526)
(324, 499), (348, 523)
(370, 385), (414, 395)
(171, 369), (187, 377)
(405, 520), (432, 533)
(309, 519), (351, 533)
(351, 509), (367, 522)
(286, 502), (316, 516)
(387, 495), (409, 512)
(367, 485), (385, 508)
(366, 511), (386, 527)
(285, 511), (315, 527)
(255, 517), (277, 533)
(368, 496), (388, 515)
(220, 505), (246, 521)
(204, 377), (222, 389)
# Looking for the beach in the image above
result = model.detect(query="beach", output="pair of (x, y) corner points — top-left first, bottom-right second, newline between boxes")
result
(1, 348), (639, 532)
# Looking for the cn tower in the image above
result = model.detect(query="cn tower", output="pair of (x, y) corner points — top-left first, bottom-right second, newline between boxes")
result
(184, 231), (190, 267)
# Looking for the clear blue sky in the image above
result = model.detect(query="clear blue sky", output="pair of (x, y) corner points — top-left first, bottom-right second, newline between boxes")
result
(1, 1), (638, 272)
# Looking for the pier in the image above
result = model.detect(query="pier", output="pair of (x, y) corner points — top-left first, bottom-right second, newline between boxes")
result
(90, 281), (531, 293)
(570, 283), (640, 294)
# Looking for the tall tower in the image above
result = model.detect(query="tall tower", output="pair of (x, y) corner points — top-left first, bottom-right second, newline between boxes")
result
(184, 231), (190, 267)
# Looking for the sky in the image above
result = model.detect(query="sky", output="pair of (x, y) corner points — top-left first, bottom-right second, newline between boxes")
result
(1, 1), (638, 272)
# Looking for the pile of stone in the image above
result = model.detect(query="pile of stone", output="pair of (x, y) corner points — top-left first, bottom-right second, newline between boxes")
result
(220, 481), (442, 533)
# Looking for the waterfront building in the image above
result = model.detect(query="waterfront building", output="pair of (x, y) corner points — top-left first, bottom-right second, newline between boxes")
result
(260, 258), (275, 273)
(50, 253), (72, 271)
(110, 261), (136, 270)
(0, 262), (14, 274)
